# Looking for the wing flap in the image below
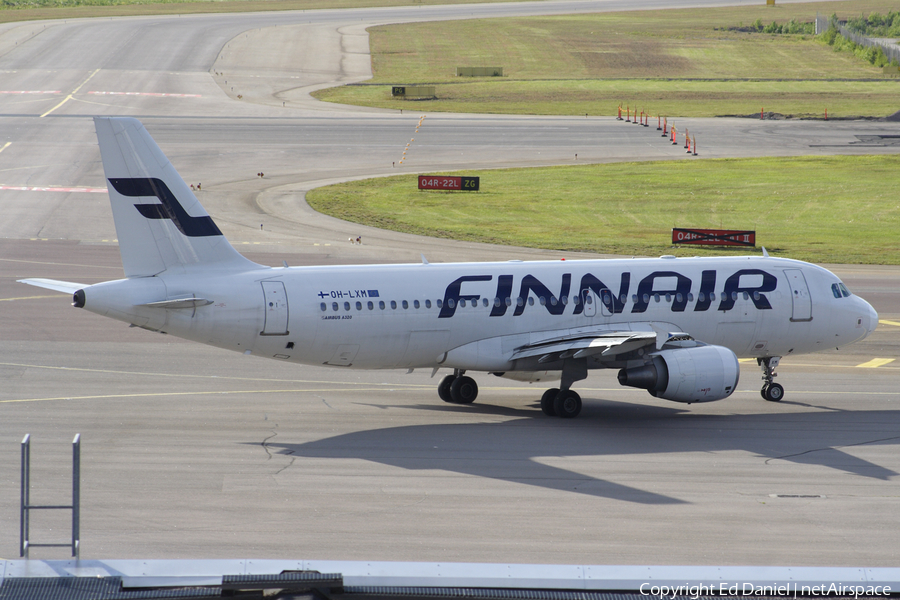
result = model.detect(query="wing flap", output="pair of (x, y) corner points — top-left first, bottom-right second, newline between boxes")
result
(511, 331), (658, 363)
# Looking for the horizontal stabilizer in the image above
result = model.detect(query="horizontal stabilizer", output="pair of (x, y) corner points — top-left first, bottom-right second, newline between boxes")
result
(17, 278), (85, 294)
(139, 297), (213, 309)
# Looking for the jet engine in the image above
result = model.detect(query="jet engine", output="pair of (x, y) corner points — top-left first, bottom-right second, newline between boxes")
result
(617, 345), (739, 403)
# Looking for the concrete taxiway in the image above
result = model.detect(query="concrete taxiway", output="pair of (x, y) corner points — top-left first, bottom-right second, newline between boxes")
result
(0, 0), (899, 567)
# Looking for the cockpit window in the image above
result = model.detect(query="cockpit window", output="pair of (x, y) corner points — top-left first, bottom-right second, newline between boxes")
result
(832, 283), (853, 298)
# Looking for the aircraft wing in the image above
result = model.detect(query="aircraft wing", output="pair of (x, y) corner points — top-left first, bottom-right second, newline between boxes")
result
(510, 330), (660, 364)
(17, 278), (85, 294)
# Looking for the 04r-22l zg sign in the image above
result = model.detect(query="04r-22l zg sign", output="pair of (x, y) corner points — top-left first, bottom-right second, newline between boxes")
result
(419, 176), (480, 191)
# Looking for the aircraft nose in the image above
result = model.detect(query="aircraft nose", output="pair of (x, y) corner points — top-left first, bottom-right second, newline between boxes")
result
(865, 301), (879, 338)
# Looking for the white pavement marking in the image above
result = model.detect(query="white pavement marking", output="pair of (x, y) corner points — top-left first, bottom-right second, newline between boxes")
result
(0, 185), (106, 193)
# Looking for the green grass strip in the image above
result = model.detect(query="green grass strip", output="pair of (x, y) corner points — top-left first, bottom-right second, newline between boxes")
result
(306, 155), (900, 264)
(314, 1), (900, 117)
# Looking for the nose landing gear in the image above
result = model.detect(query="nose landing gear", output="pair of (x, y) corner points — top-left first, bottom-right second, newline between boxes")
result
(758, 356), (784, 402)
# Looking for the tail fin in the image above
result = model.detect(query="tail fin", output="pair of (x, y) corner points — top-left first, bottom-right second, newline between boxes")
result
(94, 117), (259, 278)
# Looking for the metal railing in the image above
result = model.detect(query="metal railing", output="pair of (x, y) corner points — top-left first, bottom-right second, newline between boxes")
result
(20, 434), (81, 558)
(840, 25), (900, 64)
(816, 12), (900, 64)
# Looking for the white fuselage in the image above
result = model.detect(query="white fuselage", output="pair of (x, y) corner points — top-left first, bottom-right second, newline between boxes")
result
(79, 255), (877, 373)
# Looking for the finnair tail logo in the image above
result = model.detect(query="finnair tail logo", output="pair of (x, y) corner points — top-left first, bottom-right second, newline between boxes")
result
(108, 178), (222, 238)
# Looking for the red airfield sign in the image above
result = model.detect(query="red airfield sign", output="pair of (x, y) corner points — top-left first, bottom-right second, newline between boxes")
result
(418, 176), (480, 191)
(672, 228), (756, 247)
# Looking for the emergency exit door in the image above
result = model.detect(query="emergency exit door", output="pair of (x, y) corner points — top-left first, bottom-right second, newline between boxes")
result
(261, 281), (289, 335)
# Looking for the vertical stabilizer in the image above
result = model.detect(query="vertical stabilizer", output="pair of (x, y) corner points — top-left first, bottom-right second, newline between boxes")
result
(94, 117), (259, 278)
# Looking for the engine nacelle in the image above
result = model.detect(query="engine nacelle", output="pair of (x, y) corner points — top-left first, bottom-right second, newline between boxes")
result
(617, 345), (739, 403)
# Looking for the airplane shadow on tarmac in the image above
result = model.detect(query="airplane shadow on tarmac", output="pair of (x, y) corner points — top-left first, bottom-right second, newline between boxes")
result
(261, 399), (899, 505)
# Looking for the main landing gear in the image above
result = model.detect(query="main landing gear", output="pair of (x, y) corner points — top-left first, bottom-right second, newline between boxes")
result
(540, 358), (588, 419)
(758, 356), (784, 402)
(438, 369), (479, 404)
(540, 388), (582, 419)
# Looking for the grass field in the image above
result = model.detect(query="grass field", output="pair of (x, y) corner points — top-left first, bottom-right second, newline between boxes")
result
(314, 0), (900, 117)
(306, 156), (900, 265)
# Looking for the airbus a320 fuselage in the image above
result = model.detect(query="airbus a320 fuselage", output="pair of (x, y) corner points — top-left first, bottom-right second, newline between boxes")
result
(21, 118), (878, 418)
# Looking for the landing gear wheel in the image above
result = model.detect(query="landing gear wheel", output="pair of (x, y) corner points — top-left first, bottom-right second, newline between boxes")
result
(540, 388), (559, 416)
(553, 390), (582, 419)
(450, 375), (478, 404)
(764, 382), (784, 402)
(758, 356), (783, 403)
(438, 375), (455, 403)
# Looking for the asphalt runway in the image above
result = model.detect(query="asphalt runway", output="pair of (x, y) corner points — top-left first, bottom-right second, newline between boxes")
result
(1, 0), (899, 566)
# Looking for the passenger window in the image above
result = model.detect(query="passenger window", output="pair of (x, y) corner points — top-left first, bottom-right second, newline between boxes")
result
(379, 301), (385, 310)
(343, 301), (351, 311)
(368, 301), (374, 310)
(528, 297), (534, 306)
(540, 296), (547, 306)
(447, 299), (454, 309)
(402, 300), (409, 309)
(414, 299), (420, 309)
(425, 299), (432, 309)
(332, 302), (339, 311)
(561, 296), (568, 305)
(516, 297), (524, 307)
(437, 299), (443, 308)
(482, 298), (489, 307)
(320, 302), (327, 312)
(391, 300), (397, 309)
(356, 301), (362, 310)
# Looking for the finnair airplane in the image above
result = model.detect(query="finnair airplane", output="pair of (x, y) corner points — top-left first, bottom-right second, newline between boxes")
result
(21, 117), (878, 418)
